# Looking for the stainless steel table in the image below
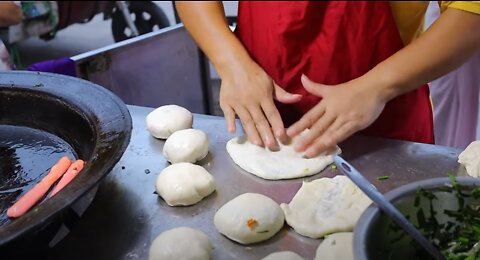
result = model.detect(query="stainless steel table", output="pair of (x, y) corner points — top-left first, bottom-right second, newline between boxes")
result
(48, 105), (463, 260)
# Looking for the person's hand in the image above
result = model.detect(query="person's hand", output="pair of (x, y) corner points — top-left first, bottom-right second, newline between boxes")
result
(219, 61), (302, 150)
(287, 74), (387, 157)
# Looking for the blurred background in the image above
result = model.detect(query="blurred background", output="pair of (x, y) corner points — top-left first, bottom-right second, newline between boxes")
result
(15, 1), (238, 68)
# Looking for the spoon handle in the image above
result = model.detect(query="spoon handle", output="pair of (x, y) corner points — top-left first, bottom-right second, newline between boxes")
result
(334, 156), (445, 260)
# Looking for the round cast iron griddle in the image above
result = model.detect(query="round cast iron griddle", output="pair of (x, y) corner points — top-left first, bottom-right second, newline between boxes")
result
(0, 71), (132, 253)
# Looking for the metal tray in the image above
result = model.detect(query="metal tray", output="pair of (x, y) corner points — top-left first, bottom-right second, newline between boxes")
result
(48, 105), (463, 260)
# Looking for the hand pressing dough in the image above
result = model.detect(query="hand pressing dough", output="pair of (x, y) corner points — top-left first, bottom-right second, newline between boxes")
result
(156, 163), (216, 206)
(146, 105), (193, 139)
(214, 193), (284, 244)
(163, 128), (209, 164)
(280, 175), (371, 238)
(226, 131), (341, 180)
(149, 227), (212, 260)
(458, 140), (480, 177)
(262, 251), (305, 260)
(314, 232), (354, 260)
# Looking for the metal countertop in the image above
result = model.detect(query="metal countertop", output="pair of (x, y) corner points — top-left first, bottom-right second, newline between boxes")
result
(49, 105), (463, 260)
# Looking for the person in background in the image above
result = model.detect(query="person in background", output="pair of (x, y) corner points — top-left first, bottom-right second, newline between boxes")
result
(0, 1), (22, 70)
(425, 1), (480, 149)
(176, 2), (480, 158)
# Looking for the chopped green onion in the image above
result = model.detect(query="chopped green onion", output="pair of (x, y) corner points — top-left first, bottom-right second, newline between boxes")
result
(377, 176), (389, 180)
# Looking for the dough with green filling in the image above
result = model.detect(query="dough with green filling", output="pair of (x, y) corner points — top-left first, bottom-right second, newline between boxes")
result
(280, 176), (371, 238)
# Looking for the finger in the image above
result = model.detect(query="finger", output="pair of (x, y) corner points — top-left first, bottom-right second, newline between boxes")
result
(294, 112), (336, 152)
(273, 82), (302, 104)
(301, 74), (330, 97)
(305, 121), (357, 158)
(329, 121), (360, 145)
(220, 104), (236, 133)
(261, 99), (287, 142)
(235, 106), (263, 147)
(286, 103), (326, 137)
(248, 104), (279, 150)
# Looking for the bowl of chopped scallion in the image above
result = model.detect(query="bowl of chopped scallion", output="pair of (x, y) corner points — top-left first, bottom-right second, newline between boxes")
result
(354, 175), (480, 260)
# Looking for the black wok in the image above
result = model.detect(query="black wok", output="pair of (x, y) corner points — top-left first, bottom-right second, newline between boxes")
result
(0, 71), (132, 255)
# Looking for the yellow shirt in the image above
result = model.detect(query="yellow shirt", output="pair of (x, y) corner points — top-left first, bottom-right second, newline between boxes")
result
(390, 1), (480, 45)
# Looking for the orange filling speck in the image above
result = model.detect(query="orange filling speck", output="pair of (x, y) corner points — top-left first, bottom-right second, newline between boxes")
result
(246, 218), (258, 230)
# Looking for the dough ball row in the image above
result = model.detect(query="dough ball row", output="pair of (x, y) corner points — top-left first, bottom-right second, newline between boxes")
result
(147, 105), (216, 259)
(146, 105), (213, 206)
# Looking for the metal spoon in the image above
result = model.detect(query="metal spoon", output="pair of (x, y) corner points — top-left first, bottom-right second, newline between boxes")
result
(333, 155), (445, 260)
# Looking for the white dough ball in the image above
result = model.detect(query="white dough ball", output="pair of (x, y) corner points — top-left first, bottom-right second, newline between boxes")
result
(146, 105), (193, 139)
(149, 227), (213, 260)
(163, 129), (209, 164)
(314, 232), (354, 260)
(214, 193), (284, 244)
(156, 163), (216, 206)
(262, 251), (305, 260)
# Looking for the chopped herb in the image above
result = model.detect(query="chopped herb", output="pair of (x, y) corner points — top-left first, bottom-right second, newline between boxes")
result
(392, 175), (480, 259)
(377, 176), (389, 180)
(256, 230), (269, 234)
(331, 165), (337, 171)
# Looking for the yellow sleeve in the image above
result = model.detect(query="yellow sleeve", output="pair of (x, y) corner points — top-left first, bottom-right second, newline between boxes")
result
(440, 1), (480, 14)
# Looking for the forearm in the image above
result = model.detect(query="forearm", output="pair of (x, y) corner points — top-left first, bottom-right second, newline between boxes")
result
(365, 8), (480, 101)
(175, 1), (255, 79)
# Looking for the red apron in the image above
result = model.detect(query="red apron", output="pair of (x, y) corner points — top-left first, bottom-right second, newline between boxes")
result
(234, 1), (434, 144)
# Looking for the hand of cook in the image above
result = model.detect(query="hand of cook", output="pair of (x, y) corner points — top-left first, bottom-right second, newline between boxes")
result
(219, 62), (301, 150)
(287, 74), (387, 158)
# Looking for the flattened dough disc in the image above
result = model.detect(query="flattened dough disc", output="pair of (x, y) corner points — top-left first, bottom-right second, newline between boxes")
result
(226, 131), (340, 180)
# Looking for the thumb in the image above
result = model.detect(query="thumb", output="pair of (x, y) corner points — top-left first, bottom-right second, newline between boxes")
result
(273, 82), (302, 104)
(301, 74), (329, 97)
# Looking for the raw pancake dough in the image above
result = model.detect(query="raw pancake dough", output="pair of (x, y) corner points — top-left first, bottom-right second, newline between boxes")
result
(214, 193), (284, 244)
(226, 131), (341, 180)
(146, 105), (193, 139)
(314, 232), (354, 260)
(156, 163), (216, 206)
(262, 251), (305, 260)
(280, 175), (371, 238)
(163, 128), (209, 164)
(458, 140), (480, 177)
(149, 226), (212, 260)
